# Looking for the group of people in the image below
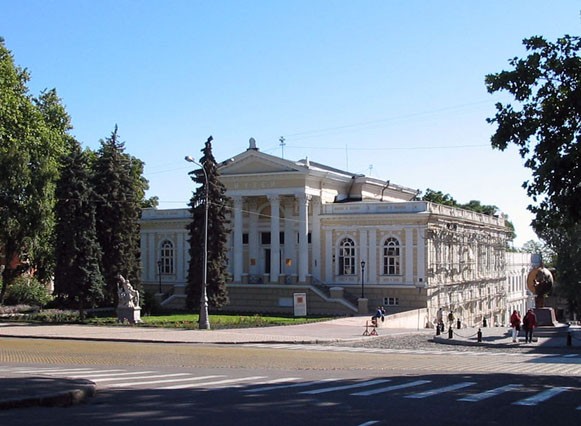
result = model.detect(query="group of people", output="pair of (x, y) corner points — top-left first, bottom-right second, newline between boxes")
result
(370, 306), (386, 327)
(510, 309), (537, 343)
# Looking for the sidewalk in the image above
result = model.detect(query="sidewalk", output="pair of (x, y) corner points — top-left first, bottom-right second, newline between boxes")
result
(1, 318), (579, 410)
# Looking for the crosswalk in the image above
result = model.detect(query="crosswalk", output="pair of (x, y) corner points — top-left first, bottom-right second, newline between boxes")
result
(1, 365), (579, 410)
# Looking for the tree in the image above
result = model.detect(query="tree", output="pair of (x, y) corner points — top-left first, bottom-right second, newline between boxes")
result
(93, 126), (144, 305)
(0, 40), (67, 301)
(486, 35), (581, 317)
(421, 188), (515, 242)
(53, 140), (105, 319)
(486, 35), (581, 232)
(421, 188), (458, 207)
(186, 136), (231, 321)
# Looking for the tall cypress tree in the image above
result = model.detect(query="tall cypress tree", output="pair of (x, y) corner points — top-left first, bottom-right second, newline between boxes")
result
(186, 136), (231, 313)
(54, 140), (104, 319)
(93, 126), (143, 305)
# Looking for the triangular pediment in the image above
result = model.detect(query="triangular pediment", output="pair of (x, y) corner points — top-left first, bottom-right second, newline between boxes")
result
(219, 150), (305, 176)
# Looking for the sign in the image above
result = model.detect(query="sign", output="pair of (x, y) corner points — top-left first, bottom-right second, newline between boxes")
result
(293, 293), (307, 317)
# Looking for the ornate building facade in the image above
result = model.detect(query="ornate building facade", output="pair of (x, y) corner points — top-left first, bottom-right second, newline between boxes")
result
(140, 140), (538, 327)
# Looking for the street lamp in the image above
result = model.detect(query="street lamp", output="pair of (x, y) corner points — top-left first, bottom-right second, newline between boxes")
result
(157, 260), (162, 294)
(185, 155), (210, 330)
(360, 260), (366, 299)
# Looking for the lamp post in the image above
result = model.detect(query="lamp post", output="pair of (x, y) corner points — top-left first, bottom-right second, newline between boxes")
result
(157, 260), (162, 294)
(360, 260), (366, 299)
(185, 155), (210, 330)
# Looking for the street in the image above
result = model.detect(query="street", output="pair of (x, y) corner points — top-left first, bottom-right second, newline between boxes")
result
(1, 338), (580, 425)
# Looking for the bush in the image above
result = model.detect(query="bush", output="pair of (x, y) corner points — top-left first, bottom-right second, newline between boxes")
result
(4, 275), (53, 307)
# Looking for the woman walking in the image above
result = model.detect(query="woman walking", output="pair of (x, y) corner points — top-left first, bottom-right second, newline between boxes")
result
(510, 310), (521, 342)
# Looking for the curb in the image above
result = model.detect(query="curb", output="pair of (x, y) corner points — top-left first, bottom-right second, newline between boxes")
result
(0, 379), (96, 410)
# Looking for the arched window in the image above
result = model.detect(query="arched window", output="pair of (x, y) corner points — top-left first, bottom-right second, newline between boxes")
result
(383, 237), (400, 275)
(338, 238), (355, 275)
(160, 240), (174, 274)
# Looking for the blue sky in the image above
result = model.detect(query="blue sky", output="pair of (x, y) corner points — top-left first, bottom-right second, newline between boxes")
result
(2, 1), (579, 246)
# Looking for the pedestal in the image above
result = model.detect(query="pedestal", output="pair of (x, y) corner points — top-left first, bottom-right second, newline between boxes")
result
(534, 307), (558, 327)
(117, 306), (142, 324)
(358, 298), (369, 315)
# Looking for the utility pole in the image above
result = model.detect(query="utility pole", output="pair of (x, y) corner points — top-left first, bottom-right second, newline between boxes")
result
(279, 136), (286, 159)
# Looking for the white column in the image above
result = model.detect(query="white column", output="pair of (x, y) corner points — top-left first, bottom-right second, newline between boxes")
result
(148, 232), (156, 282)
(418, 227), (426, 283)
(368, 229), (377, 285)
(176, 232), (185, 281)
(311, 197), (321, 280)
(268, 195), (281, 282)
(405, 227), (414, 283)
(233, 196), (243, 282)
(325, 229), (333, 282)
(248, 199), (259, 275)
(297, 194), (310, 282)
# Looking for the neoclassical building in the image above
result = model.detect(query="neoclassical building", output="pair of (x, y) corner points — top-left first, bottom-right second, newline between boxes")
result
(140, 139), (538, 327)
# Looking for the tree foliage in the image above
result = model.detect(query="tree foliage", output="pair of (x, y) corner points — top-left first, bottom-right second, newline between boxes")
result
(486, 35), (581, 316)
(93, 126), (144, 305)
(53, 139), (105, 318)
(0, 40), (67, 300)
(421, 188), (515, 241)
(186, 136), (231, 312)
(486, 35), (581, 232)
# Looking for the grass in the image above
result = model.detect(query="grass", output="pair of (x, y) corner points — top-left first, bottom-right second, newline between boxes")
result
(88, 313), (331, 330)
(0, 305), (333, 329)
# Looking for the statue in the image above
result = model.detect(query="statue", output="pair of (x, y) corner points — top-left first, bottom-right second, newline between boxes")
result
(526, 266), (557, 326)
(526, 266), (553, 308)
(117, 274), (139, 308)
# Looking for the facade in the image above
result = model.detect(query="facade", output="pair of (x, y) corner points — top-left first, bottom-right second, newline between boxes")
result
(140, 140), (538, 326)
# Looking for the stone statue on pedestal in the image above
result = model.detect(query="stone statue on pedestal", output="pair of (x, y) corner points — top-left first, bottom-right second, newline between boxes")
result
(116, 274), (141, 324)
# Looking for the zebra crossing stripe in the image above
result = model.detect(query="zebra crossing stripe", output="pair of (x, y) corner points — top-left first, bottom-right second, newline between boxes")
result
(157, 376), (268, 390)
(243, 378), (342, 393)
(71, 371), (156, 379)
(105, 373), (194, 387)
(513, 387), (570, 406)
(352, 380), (432, 396)
(458, 384), (522, 402)
(405, 382), (476, 399)
(300, 379), (392, 395)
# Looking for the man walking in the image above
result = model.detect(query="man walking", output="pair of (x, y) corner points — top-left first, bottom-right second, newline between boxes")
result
(522, 309), (537, 343)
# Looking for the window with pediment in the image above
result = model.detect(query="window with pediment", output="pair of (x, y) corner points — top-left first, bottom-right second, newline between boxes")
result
(382, 237), (401, 275)
(160, 240), (174, 274)
(338, 238), (356, 275)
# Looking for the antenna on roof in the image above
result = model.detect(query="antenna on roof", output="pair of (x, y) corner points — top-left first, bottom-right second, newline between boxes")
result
(279, 136), (286, 159)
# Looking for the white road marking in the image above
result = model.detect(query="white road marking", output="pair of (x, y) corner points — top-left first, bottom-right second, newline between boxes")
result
(352, 380), (431, 396)
(405, 382), (476, 399)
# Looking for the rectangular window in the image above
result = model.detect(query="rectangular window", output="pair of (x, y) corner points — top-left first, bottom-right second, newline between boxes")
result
(243, 233), (249, 244)
(261, 232), (270, 245)
(383, 297), (399, 306)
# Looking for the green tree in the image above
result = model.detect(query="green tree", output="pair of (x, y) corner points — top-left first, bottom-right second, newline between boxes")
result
(53, 140), (105, 319)
(485, 35), (581, 232)
(486, 35), (581, 316)
(93, 126), (144, 305)
(186, 136), (231, 322)
(421, 188), (458, 207)
(0, 40), (66, 301)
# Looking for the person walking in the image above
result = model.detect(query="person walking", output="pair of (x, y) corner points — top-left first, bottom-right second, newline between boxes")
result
(522, 309), (537, 343)
(510, 310), (521, 342)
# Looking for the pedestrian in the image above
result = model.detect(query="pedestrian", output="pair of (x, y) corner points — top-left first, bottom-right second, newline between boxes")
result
(371, 306), (384, 327)
(447, 311), (454, 327)
(510, 310), (521, 342)
(436, 307), (444, 331)
(522, 309), (537, 343)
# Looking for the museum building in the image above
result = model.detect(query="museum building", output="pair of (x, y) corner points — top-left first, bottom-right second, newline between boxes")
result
(140, 139), (538, 327)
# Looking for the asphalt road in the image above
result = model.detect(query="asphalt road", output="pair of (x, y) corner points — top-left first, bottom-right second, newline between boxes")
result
(1, 338), (580, 425)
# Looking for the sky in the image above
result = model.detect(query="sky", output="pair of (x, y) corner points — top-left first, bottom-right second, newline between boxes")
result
(1, 1), (579, 247)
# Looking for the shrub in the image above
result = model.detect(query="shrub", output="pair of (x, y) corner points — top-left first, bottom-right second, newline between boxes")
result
(4, 276), (53, 307)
